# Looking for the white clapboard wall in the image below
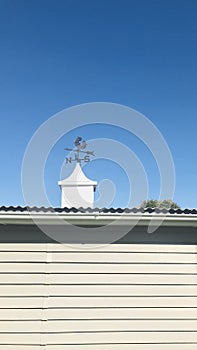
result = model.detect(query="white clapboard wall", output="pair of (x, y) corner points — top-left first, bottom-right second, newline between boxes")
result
(0, 242), (197, 350)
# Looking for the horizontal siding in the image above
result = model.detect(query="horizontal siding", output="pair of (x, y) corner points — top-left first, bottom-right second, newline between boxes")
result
(0, 296), (197, 308)
(0, 273), (197, 284)
(1, 347), (197, 350)
(0, 242), (196, 348)
(1, 346), (197, 350)
(1, 263), (196, 274)
(0, 332), (197, 344)
(1, 285), (197, 296)
(0, 243), (196, 252)
(1, 319), (197, 332)
(0, 251), (196, 263)
(1, 307), (197, 320)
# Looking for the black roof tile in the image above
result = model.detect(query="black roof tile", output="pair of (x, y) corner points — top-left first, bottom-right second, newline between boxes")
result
(0, 206), (197, 215)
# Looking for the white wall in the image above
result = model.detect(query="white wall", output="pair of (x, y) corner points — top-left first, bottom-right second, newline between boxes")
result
(0, 242), (197, 349)
(61, 185), (94, 208)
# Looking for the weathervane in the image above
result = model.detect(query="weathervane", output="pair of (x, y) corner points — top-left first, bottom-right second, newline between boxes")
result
(64, 136), (95, 164)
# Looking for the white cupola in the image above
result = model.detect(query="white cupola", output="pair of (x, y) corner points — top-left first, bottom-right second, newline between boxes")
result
(58, 162), (97, 208)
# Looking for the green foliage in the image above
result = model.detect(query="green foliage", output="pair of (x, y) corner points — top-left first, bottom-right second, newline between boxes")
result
(140, 199), (159, 208)
(140, 199), (180, 209)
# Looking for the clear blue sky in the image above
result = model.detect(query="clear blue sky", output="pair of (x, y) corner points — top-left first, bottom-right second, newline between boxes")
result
(0, 0), (197, 208)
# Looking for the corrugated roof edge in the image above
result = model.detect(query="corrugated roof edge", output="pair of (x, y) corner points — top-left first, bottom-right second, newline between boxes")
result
(0, 206), (197, 215)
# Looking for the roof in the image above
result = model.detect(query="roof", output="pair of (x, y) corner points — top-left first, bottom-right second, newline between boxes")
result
(0, 206), (197, 227)
(0, 206), (197, 214)
(0, 206), (197, 245)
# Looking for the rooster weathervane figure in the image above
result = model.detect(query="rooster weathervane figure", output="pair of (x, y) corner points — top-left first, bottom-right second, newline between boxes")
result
(64, 137), (95, 164)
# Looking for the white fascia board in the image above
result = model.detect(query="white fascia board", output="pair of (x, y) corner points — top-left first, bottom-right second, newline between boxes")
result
(0, 212), (197, 227)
